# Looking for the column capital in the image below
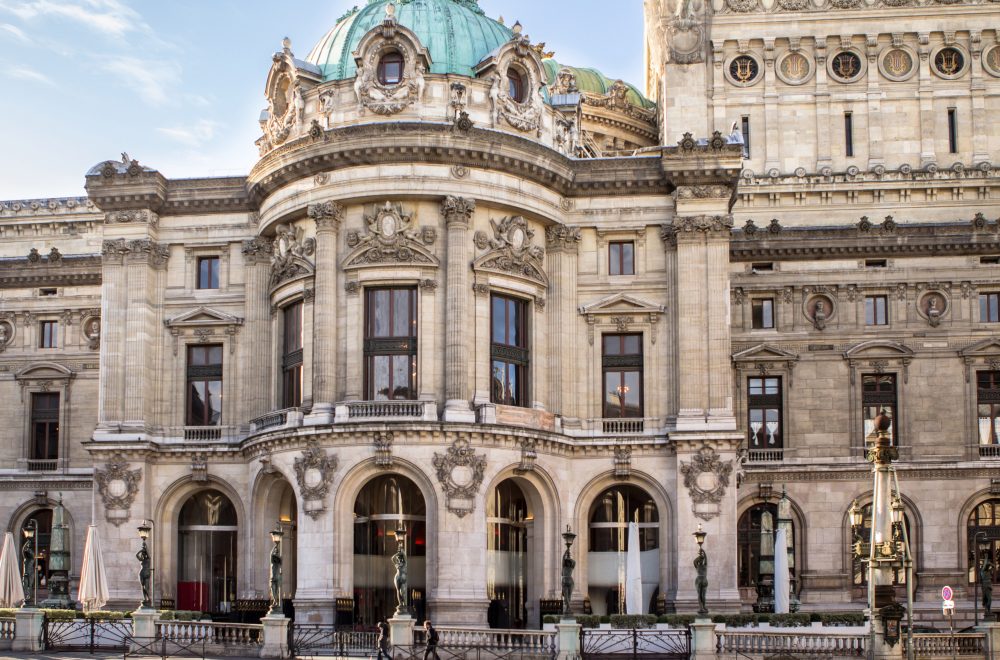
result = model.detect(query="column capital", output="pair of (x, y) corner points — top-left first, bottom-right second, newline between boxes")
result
(662, 214), (734, 246)
(308, 201), (344, 232)
(101, 238), (170, 268)
(241, 237), (274, 265)
(441, 195), (476, 226)
(545, 225), (582, 252)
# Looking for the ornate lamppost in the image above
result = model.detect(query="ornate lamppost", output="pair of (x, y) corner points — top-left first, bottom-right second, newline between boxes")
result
(21, 519), (37, 607)
(561, 525), (576, 619)
(268, 525), (284, 617)
(392, 525), (409, 618)
(693, 524), (708, 616)
(137, 521), (153, 610)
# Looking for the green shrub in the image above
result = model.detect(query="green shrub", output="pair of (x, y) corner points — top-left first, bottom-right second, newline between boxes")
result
(575, 615), (600, 628)
(41, 609), (78, 621)
(158, 610), (175, 621)
(768, 613), (811, 628)
(657, 614), (695, 627)
(83, 610), (128, 620)
(542, 615), (557, 624)
(712, 614), (758, 628)
(599, 615), (611, 624)
(818, 612), (866, 627)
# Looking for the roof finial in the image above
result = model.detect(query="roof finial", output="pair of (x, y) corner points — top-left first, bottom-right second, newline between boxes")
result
(498, 15), (505, 25)
(386, 2), (396, 18)
(512, 20), (522, 35)
(282, 36), (291, 51)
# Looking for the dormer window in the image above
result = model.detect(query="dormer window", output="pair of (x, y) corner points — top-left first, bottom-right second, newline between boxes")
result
(507, 68), (526, 103)
(378, 50), (404, 85)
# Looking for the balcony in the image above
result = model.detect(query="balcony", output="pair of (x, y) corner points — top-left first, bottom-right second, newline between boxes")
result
(980, 444), (1000, 459)
(335, 400), (437, 423)
(563, 417), (663, 439)
(747, 447), (784, 463)
(249, 408), (304, 433)
(163, 426), (244, 443)
(25, 459), (59, 472)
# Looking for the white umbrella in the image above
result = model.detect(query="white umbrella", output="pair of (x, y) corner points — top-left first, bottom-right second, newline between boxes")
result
(625, 521), (643, 614)
(0, 531), (25, 608)
(78, 525), (109, 612)
(774, 528), (790, 614)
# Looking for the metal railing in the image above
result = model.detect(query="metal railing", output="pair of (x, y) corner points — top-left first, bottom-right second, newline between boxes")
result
(581, 628), (689, 658)
(43, 617), (132, 652)
(288, 625), (378, 657)
(156, 620), (262, 650)
(715, 629), (867, 656)
(904, 632), (987, 656)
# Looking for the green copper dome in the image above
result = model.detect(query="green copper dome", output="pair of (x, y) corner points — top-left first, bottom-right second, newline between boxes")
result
(307, 0), (513, 81)
(542, 59), (655, 110)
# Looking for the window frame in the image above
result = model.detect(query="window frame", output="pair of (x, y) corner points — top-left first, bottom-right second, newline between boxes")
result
(363, 286), (418, 401)
(747, 376), (783, 449)
(864, 295), (889, 326)
(490, 293), (530, 407)
(282, 301), (304, 409)
(186, 344), (224, 427)
(862, 373), (898, 446)
(377, 50), (405, 86)
(751, 298), (775, 330)
(601, 333), (643, 419)
(977, 371), (1000, 446)
(39, 320), (58, 349)
(196, 256), (221, 290)
(507, 68), (526, 103)
(981, 293), (1000, 323)
(608, 241), (635, 276)
(844, 112), (854, 158)
(29, 392), (59, 461)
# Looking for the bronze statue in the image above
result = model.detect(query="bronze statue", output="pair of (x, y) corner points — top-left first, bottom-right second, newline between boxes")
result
(20, 536), (34, 605)
(136, 543), (151, 608)
(694, 547), (708, 615)
(981, 560), (994, 616)
(392, 540), (408, 616)
(269, 538), (282, 614)
(561, 546), (575, 616)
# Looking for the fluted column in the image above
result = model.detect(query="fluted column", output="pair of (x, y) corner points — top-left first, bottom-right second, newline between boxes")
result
(442, 196), (476, 422)
(97, 240), (129, 429)
(305, 201), (343, 425)
(544, 226), (581, 419)
(241, 237), (274, 421)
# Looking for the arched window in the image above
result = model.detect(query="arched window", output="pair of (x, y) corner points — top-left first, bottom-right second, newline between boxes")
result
(738, 503), (778, 589)
(487, 480), (529, 629)
(21, 509), (53, 596)
(177, 489), (238, 614)
(377, 51), (404, 86)
(587, 485), (659, 615)
(852, 502), (911, 586)
(507, 68), (526, 103)
(354, 475), (427, 625)
(968, 499), (1000, 583)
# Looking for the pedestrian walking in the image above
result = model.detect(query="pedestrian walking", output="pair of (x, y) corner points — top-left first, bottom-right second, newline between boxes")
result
(376, 620), (391, 660)
(423, 619), (440, 660)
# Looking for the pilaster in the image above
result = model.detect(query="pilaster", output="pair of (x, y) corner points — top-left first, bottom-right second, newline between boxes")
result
(442, 196), (476, 422)
(241, 237), (274, 420)
(545, 226), (581, 419)
(305, 201), (343, 425)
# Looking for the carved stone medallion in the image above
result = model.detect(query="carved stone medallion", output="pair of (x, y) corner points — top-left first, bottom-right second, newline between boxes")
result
(432, 439), (486, 517)
(680, 446), (733, 521)
(879, 48), (917, 82)
(472, 216), (547, 287)
(344, 201), (438, 268)
(294, 443), (338, 518)
(95, 458), (142, 526)
(776, 51), (813, 85)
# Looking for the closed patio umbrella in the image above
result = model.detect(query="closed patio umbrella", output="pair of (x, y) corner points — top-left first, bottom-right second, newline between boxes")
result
(0, 531), (25, 608)
(78, 525), (109, 612)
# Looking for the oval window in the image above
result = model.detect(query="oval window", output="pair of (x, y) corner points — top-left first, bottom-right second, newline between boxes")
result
(377, 50), (404, 86)
(507, 69), (526, 103)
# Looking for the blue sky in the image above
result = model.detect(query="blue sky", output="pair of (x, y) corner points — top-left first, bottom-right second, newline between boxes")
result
(0, 0), (644, 200)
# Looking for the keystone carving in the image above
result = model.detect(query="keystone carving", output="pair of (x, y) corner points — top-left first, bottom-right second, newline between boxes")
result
(94, 458), (142, 526)
(432, 438), (487, 517)
(294, 443), (338, 518)
(374, 431), (394, 468)
(680, 446), (734, 521)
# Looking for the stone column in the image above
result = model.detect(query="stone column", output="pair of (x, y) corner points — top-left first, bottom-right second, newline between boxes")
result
(970, 31), (990, 165)
(442, 196), (476, 422)
(122, 240), (169, 430)
(242, 238), (275, 421)
(97, 240), (129, 430)
(305, 201), (343, 426)
(814, 38), (832, 171)
(917, 32), (936, 166)
(762, 38), (780, 174)
(544, 226), (581, 420)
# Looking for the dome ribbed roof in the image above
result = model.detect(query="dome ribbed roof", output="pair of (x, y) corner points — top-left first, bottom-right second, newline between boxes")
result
(307, 0), (513, 81)
(542, 59), (655, 110)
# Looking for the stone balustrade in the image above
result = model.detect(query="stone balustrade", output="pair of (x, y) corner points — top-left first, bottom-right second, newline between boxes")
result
(715, 628), (867, 656)
(905, 632), (987, 657)
(0, 618), (13, 650)
(337, 399), (438, 422)
(431, 626), (558, 651)
(156, 620), (263, 650)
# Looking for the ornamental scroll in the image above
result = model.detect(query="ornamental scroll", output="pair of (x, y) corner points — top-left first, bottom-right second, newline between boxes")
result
(432, 439), (486, 517)
(95, 457), (142, 526)
(680, 446), (733, 520)
(294, 443), (338, 519)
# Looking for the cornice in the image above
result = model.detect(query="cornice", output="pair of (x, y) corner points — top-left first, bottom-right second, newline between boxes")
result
(0, 254), (102, 289)
(744, 463), (1000, 483)
(162, 177), (252, 214)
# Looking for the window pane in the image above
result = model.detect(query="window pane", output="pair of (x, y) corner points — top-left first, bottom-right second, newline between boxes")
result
(609, 244), (621, 276)
(507, 299), (520, 347)
(622, 243), (634, 275)
(865, 298), (875, 325)
(189, 382), (206, 425)
(492, 297), (506, 344)
(765, 378), (779, 395)
(392, 290), (411, 337)
(373, 290), (390, 337)
(749, 378), (763, 396)
(392, 355), (411, 400)
(603, 335), (619, 356)
(604, 372), (621, 415)
(373, 356), (391, 400)
(623, 335), (641, 355)
(208, 345), (223, 365)
(623, 371), (641, 416)
(206, 381), (222, 425)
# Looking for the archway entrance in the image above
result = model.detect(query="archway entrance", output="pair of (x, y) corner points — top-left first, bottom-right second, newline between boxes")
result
(21, 509), (53, 602)
(353, 475), (426, 627)
(176, 489), (238, 614)
(587, 485), (659, 615)
(487, 479), (529, 629)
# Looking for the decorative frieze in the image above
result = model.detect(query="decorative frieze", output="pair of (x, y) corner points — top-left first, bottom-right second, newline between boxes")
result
(104, 209), (158, 227)
(473, 216), (548, 287)
(344, 201), (438, 268)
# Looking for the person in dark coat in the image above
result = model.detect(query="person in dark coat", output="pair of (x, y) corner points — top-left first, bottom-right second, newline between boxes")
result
(423, 620), (440, 660)
(376, 621), (390, 660)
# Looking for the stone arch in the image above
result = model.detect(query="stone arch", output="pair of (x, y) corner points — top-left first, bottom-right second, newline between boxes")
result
(484, 463), (563, 627)
(572, 470), (676, 610)
(958, 488), (1000, 581)
(250, 467), (299, 602)
(841, 489), (922, 600)
(329, 457), (439, 611)
(6, 495), (78, 600)
(152, 475), (248, 607)
(736, 490), (808, 601)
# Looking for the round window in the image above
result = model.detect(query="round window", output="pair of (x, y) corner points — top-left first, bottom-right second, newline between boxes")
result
(377, 50), (404, 86)
(507, 69), (526, 103)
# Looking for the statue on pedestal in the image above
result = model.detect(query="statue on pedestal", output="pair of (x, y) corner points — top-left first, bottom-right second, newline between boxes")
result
(981, 560), (994, 616)
(694, 548), (708, 615)
(392, 539), (408, 616)
(269, 539), (282, 614)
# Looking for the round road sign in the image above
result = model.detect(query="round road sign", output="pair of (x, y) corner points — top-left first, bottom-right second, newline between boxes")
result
(942, 585), (954, 601)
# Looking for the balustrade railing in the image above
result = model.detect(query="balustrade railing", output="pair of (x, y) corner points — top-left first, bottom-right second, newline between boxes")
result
(430, 627), (557, 651)
(716, 629), (867, 656)
(0, 618), (13, 647)
(979, 444), (1000, 459)
(904, 632), (987, 656)
(568, 417), (662, 438)
(344, 400), (427, 419)
(156, 620), (262, 649)
(748, 448), (785, 463)
(250, 409), (291, 432)
(164, 426), (243, 442)
(25, 459), (59, 472)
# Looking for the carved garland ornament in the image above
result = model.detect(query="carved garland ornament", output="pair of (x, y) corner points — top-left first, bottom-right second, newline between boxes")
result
(294, 443), (338, 518)
(680, 446), (734, 521)
(432, 438), (487, 517)
(344, 201), (437, 267)
(94, 458), (142, 526)
(270, 223), (316, 287)
(473, 216), (547, 286)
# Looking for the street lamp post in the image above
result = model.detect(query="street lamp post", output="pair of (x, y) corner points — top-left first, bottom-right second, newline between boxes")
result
(694, 524), (708, 616)
(392, 525), (409, 618)
(137, 522), (153, 610)
(21, 520), (38, 607)
(561, 526), (577, 618)
(268, 525), (284, 617)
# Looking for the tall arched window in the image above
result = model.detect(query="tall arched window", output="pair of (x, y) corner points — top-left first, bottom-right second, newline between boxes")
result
(21, 509), (53, 596)
(968, 499), (1000, 583)
(587, 485), (659, 615)
(738, 503), (778, 589)
(852, 502), (911, 586)
(177, 489), (238, 613)
(487, 480), (529, 629)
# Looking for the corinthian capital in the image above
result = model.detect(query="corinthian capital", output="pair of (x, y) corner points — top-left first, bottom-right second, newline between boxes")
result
(307, 201), (344, 231)
(672, 214), (734, 236)
(545, 225), (582, 252)
(241, 237), (274, 265)
(441, 196), (476, 226)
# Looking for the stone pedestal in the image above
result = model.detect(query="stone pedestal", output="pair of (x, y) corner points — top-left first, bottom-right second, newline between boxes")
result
(977, 622), (1000, 657)
(388, 615), (414, 647)
(131, 609), (157, 651)
(690, 618), (717, 660)
(260, 615), (290, 658)
(13, 608), (44, 652)
(556, 619), (581, 660)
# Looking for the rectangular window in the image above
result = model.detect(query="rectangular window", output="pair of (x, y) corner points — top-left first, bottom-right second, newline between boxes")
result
(741, 116), (751, 159)
(981, 293), (1000, 323)
(364, 287), (417, 401)
(981, 256), (1000, 265)
(609, 242), (635, 276)
(197, 256), (220, 290)
(282, 301), (304, 408)
(186, 344), (223, 426)
(865, 295), (888, 326)
(39, 321), (58, 348)
(751, 262), (773, 273)
(491, 294), (529, 407)
(977, 371), (1000, 446)
(747, 377), (782, 449)
(845, 112), (854, 158)
(602, 334), (643, 418)
(30, 392), (59, 460)
(751, 299), (775, 330)
(865, 259), (887, 269)
(862, 374), (897, 446)
(948, 108), (958, 154)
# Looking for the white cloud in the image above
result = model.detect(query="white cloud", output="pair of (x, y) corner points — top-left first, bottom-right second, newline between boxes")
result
(156, 120), (220, 148)
(101, 56), (180, 105)
(4, 64), (54, 86)
(0, 22), (30, 43)
(0, 0), (147, 37)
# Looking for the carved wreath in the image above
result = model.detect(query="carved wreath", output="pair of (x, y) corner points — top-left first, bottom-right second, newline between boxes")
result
(294, 443), (338, 502)
(432, 439), (486, 516)
(680, 446), (733, 505)
(94, 458), (142, 524)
